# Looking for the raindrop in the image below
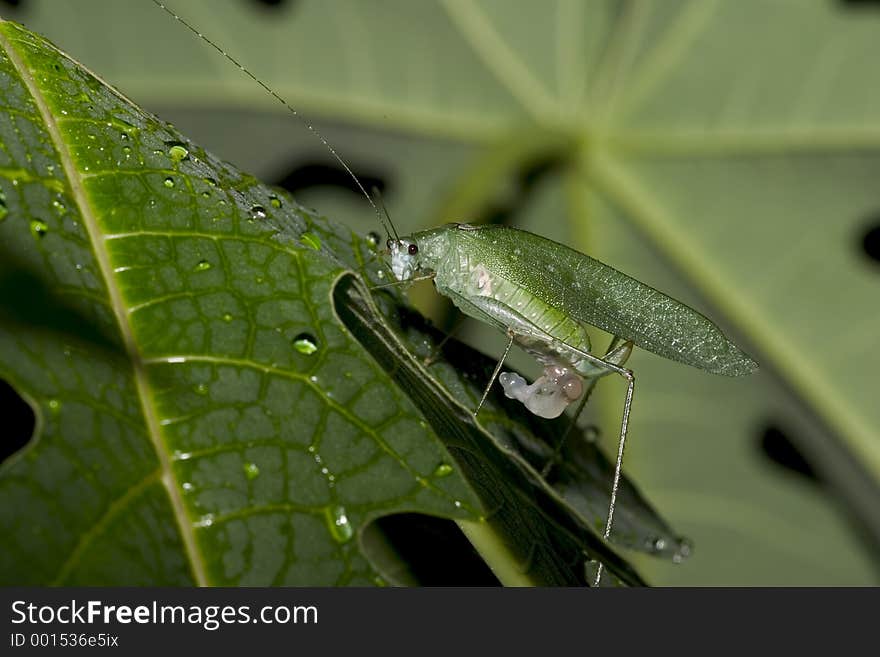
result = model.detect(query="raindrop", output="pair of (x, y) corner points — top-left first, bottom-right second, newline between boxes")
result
(646, 536), (667, 553)
(325, 505), (354, 543)
(204, 177), (217, 187)
(433, 463), (454, 478)
(51, 199), (66, 215)
(300, 232), (321, 250)
(673, 538), (693, 564)
(222, 313), (234, 323)
(193, 383), (209, 396)
(47, 399), (62, 414)
(243, 462), (260, 480)
(163, 177), (175, 188)
(30, 219), (48, 239)
(194, 513), (215, 528)
(167, 143), (189, 163)
(250, 205), (267, 220)
(292, 333), (319, 355)
(0, 190), (8, 221)
(195, 260), (212, 272)
(366, 231), (381, 248)
(181, 482), (194, 492)
(269, 195), (282, 209)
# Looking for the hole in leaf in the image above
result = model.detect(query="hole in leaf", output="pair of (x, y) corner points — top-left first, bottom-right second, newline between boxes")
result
(474, 154), (568, 227)
(758, 423), (820, 484)
(273, 161), (388, 200)
(840, 0), (880, 8)
(249, 0), (293, 9)
(518, 155), (566, 191)
(369, 513), (500, 586)
(0, 379), (35, 463)
(860, 220), (880, 263)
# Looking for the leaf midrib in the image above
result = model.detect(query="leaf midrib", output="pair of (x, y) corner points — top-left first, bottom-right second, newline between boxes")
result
(0, 23), (208, 585)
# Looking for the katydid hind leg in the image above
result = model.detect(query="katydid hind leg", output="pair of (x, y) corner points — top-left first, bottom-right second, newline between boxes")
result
(545, 338), (636, 586)
(592, 362), (635, 587)
(539, 337), (633, 478)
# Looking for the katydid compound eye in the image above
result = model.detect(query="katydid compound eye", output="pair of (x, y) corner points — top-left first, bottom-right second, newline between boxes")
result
(386, 238), (394, 250)
(408, 244), (418, 255)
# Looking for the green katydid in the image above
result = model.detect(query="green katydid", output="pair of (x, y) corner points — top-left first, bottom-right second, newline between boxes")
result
(386, 223), (757, 585)
(154, 0), (759, 586)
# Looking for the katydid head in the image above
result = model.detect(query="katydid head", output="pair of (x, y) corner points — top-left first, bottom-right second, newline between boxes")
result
(387, 237), (421, 281)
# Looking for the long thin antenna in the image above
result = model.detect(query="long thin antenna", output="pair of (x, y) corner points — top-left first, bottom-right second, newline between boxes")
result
(152, 0), (396, 238)
(371, 186), (399, 242)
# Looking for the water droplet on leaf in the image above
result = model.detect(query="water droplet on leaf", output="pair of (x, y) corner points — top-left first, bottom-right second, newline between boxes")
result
(673, 538), (693, 564)
(243, 462), (260, 480)
(30, 219), (48, 238)
(250, 205), (267, 220)
(366, 231), (381, 248)
(194, 383), (209, 395)
(269, 195), (282, 209)
(325, 505), (354, 543)
(300, 232), (321, 250)
(195, 260), (212, 272)
(163, 177), (175, 188)
(194, 514), (215, 528)
(167, 143), (189, 162)
(292, 333), (319, 355)
(47, 399), (61, 414)
(433, 463), (454, 477)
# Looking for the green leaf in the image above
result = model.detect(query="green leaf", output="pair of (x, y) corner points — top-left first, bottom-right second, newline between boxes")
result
(0, 18), (483, 585)
(6, 0), (879, 585)
(0, 17), (687, 586)
(17, 0), (869, 585)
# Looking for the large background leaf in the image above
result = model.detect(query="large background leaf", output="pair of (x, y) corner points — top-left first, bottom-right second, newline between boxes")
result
(4, 0), (880, 584)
